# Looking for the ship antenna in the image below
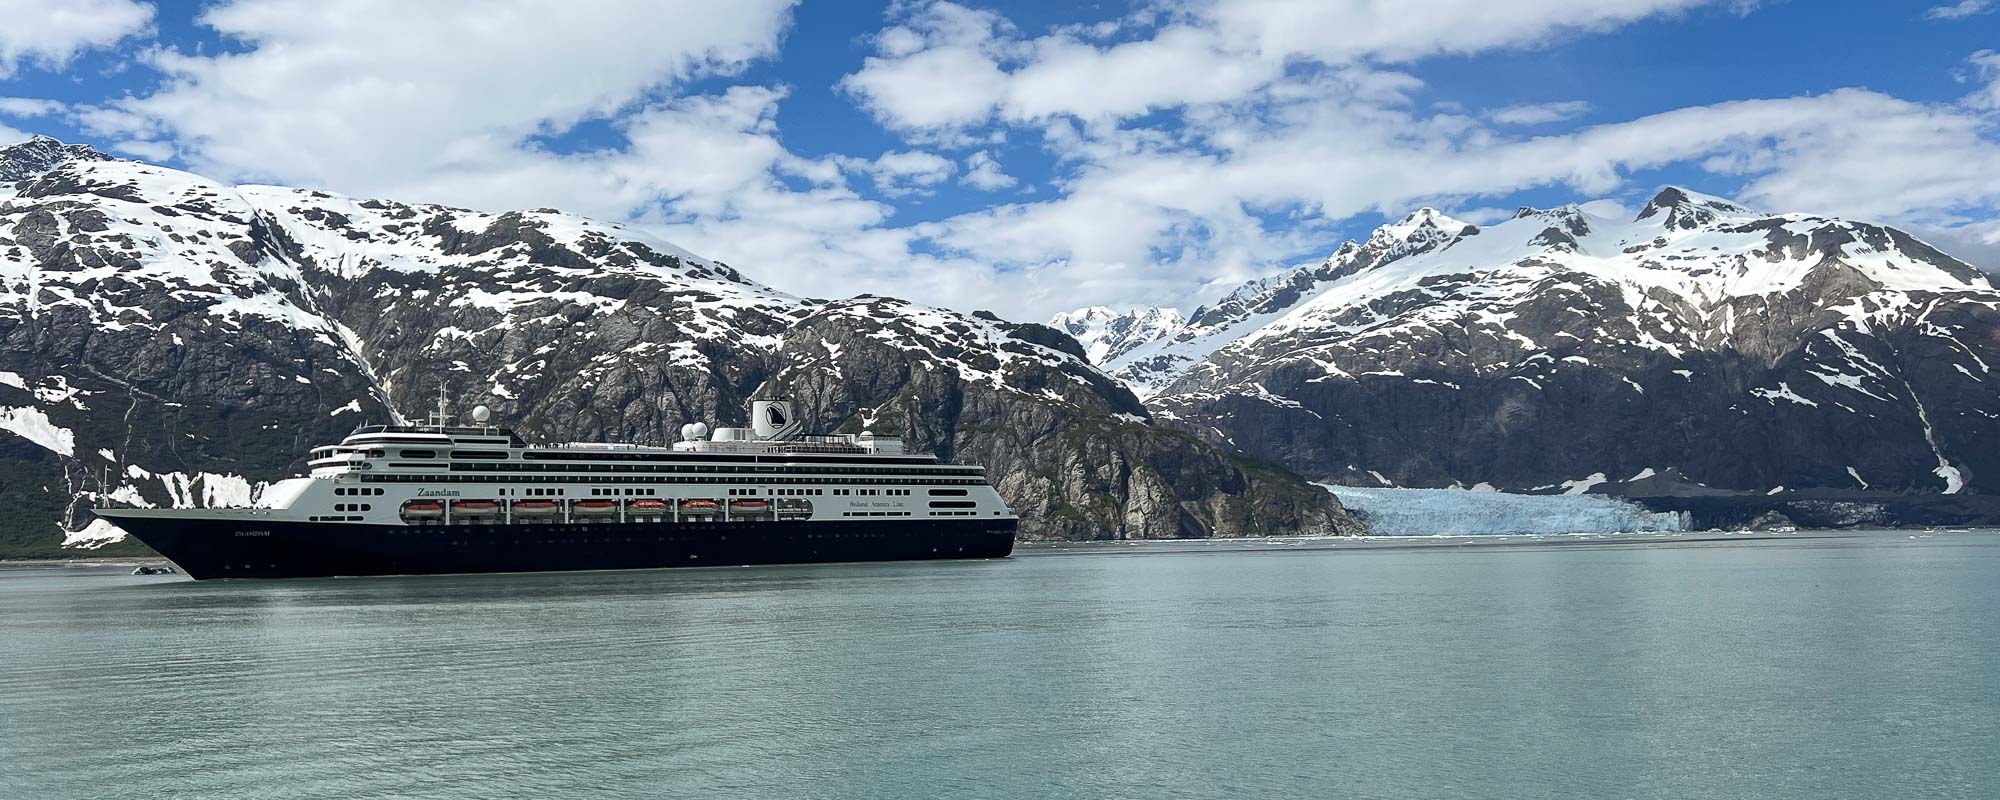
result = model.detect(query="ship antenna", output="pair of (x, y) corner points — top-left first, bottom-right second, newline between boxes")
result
(427, 383), (450, 430)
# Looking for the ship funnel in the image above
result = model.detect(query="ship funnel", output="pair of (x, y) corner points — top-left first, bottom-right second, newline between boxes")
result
(751, 396), (802, 440)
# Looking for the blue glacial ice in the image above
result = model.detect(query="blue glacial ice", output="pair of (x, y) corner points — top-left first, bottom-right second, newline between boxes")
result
(1324, 485), (1688, 536)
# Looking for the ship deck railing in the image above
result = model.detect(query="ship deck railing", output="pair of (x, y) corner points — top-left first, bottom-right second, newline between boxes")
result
(545, 434), (895, 456)
(671, 440), (877, 455)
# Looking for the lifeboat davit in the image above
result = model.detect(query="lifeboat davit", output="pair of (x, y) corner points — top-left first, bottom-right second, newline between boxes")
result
(402, 501), (444, 518)
(511, 500), (559, 515)
(572, 500), (619, 515)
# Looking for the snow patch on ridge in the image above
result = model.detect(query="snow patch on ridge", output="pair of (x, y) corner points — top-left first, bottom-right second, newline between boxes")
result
(1560, 473), (1608, 495)
(0, 406), (75, 456)
(154, 471), (263, 509)
(61, 518), (128, 549)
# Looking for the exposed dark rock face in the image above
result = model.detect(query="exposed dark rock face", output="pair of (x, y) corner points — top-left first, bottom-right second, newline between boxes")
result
(0, 136), (117, 184)
(773, 298), (1355, 539)
(1099, 191), (2000, 500)
(0, 138), (1356, 556)
(1620, 491), (2000, 531)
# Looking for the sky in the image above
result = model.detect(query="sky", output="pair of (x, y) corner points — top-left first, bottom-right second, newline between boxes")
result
(2, 0), (1998, 322)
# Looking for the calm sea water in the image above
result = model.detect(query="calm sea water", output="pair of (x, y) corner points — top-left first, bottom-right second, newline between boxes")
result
(4, 531), (1998, 800)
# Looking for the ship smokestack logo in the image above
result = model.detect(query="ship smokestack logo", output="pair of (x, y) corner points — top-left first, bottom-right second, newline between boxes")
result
(751, 396), (803, 440)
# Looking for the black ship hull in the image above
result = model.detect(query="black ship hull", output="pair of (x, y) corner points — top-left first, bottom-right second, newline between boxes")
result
(105, 514), (1017, 580)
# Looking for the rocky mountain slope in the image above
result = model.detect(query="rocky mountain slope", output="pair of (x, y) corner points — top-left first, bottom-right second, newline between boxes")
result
(1100, 190), (2000, 497)
(0, 135), (115, 184)
(0, 137), (1357, 557)
(1048, 306), (1186, 365)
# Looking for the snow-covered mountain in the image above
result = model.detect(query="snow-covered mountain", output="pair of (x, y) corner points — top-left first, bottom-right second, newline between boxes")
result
(1048, 305), (1186, 365)
(0, 137), (1356, 556)
(1108, 207), (1477, 397)
(0, 134), (116, 185)
(1134, 189), (2000, 496)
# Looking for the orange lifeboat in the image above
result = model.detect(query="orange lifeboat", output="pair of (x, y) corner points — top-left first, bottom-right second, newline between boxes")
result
(572, 499), (618, 515)
(511, 500), (559, 516)
(452, 499), (500, 514)
(729, 498), (770, 511)
(402, 501), (443, 518)
(679, 499), (720, 511)
(628, 499), (669, 512)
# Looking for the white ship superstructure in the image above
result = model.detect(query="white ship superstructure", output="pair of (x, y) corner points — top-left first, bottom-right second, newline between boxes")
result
(287, 393), (1010, 528)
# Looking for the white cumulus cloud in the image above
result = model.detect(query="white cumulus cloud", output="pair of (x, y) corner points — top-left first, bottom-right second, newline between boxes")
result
(0, 96), (66, 117)
(1925, 1), (1992, 20)
(1965, 50), (2000, 110)
(961, 150), (1017, 190)
(843, 0), (1746, 134)
(839, 150), (957, 197)
(0, 0), (153, 78)
(118, 0), (797, 192)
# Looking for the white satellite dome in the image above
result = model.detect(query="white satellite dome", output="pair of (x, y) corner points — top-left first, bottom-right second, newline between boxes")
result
(679, 423), (696, 440)
(690, 422), (710, 439)
(471, 405), (492, 424)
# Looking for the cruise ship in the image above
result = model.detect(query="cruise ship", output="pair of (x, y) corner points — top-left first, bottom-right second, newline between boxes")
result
(98, 392), (1017, 579)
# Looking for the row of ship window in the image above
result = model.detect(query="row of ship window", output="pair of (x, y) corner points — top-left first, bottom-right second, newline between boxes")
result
(424, 463), (983, 476)
(359, 475), (984, 485)
(334, 487), (385, 496)
(384, 449), (943, 466)
(352, 446), (960, 466)
(842, 511), (912, 517)
(389, 498), (972, 510)
(309, 515), (364, 522)
(351, 484), (971, 498)
(334, 503), (373, 512)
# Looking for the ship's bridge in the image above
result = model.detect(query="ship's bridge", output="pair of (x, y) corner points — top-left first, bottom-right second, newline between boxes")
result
(309, 425), (526, 477)
(342, 425), (526, 447)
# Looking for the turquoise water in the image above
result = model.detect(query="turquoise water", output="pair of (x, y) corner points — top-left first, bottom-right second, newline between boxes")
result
(3, 531), (1998, 799)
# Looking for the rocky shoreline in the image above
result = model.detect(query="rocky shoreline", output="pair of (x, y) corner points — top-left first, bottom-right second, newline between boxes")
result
(1622, 491), (2000, 532)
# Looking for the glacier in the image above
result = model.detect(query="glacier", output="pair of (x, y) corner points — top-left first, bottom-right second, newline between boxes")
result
(1325, 485), (1688, 536)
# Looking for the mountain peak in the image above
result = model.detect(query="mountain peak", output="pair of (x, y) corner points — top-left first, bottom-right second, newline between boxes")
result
(0, 135), (118, 183)
(1636, 186), (1751, 230)
(1367, 207), (1474, 250)
(1049, 306), (1116, 326)
(1050, 305), (1186, 365)
(1391, 206), (1466, 231)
